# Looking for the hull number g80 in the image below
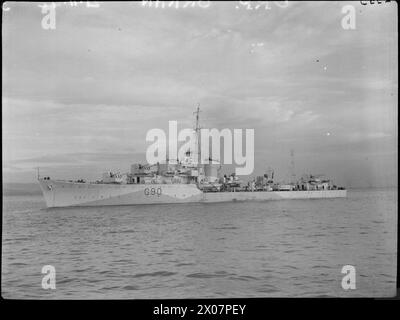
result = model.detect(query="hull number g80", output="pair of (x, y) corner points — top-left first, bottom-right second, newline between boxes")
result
(144, 187), (162, 197)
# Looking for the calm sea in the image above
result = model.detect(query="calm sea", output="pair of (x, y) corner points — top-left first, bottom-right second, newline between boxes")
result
(1, 188), (397, 299)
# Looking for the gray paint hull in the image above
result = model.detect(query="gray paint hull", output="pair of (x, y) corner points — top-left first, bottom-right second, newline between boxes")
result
(38, 179), (347, 208)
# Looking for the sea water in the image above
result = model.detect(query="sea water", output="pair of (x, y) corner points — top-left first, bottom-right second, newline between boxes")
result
(1, 188), (397, 299)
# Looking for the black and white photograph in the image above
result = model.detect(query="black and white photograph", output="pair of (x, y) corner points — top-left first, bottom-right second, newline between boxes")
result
(2, 0), (398, 302)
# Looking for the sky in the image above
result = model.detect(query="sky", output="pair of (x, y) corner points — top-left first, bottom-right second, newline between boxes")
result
(2, 1), (398, 187)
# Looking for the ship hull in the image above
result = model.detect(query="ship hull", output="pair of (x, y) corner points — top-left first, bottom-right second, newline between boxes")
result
(38, 179), (347, 208)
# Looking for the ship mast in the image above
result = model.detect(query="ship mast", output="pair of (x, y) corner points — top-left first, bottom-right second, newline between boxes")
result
(290, 149), (296, 184)
(193, 104), (201, 167)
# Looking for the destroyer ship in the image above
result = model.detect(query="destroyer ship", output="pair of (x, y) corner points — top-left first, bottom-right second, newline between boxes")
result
(38, 107), (346, 208)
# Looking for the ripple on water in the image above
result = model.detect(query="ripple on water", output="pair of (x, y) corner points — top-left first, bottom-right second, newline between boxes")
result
(122, 285), (140, 290)
(256, 285), (280, 294)
(213, 226), (238, 230)
(186, 271), (234, 279)
(131, 271), (177, 278)
(228, 275), (259, 282)
(8, 262), (29, 267)
(175, 262), (195, 267)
